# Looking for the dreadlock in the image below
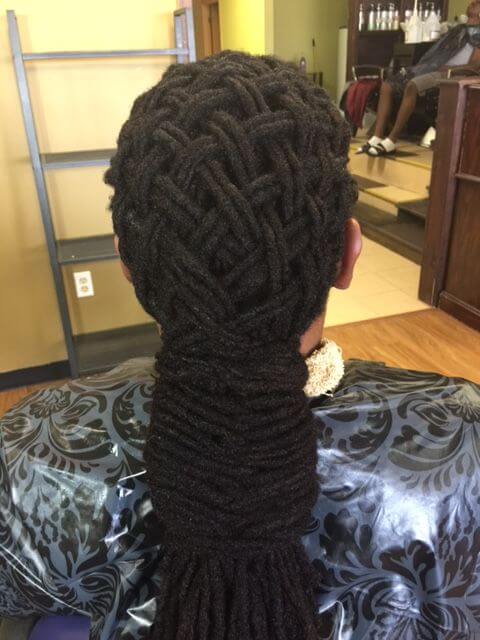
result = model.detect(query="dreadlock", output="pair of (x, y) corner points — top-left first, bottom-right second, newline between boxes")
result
(105, 51), (356, 640)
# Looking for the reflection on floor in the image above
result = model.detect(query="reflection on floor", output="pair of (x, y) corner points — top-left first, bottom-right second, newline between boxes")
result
(325, 236), (430, 328)
(349, 138), (433, 264)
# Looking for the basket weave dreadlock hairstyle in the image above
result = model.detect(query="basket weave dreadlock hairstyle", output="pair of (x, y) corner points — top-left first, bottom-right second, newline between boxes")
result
(105, 51), (356, 640)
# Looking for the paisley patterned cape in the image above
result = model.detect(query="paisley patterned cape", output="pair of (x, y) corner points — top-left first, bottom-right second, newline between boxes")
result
(1, 358), (479, 639)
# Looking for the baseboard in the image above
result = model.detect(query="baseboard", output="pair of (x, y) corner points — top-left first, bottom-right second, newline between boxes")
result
(439, 292), (480, 332)
(0, 360), (70, 392)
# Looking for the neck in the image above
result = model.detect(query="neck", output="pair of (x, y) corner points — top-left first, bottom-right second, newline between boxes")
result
(299, 314), (326, 357)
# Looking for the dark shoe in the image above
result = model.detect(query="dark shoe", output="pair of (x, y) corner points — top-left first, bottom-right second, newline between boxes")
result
(367, 141), (396, 157)
(355, 142), (373, 155)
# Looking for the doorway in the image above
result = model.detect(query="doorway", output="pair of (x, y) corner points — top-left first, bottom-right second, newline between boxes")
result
(195, 0), (221, 58)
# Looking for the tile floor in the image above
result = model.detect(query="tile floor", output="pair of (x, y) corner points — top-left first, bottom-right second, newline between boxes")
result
(325, 237), (430, 328)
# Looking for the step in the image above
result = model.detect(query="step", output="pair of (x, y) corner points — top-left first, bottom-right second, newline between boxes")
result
(362, 185), (425, 206)
(353, 174), (428, 217)
(350, 146), (431, 197)
(354, 175), (384, 191)
(350, 138), (433, 169)
(353, 201), (424, 265)
(397, 198), (429, 221)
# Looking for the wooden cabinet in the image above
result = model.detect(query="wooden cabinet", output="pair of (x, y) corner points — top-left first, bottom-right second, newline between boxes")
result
(347, 0), (450, 79)
(420, 79), (480, 330)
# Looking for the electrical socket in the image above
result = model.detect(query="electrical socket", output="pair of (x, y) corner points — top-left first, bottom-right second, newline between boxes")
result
(73, 270), (94, 298)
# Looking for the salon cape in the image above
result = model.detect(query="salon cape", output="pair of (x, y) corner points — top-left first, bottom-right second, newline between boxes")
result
(1, 358), (480, 639)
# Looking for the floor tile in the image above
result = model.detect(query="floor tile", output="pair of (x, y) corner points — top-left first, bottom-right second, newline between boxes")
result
(380, 265), (422, 297)
(362, 290), (429, 317)
(325, 237), (430, 328)
(325, 295), (378, 327)
(348, 271), (398, 296)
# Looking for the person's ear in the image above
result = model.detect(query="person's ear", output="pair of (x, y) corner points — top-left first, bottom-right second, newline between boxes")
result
(114, 235), (132, 283)
(334, 218), (362, 290)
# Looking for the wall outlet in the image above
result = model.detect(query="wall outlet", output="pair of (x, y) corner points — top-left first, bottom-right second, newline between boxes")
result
(73, 271), (94, 298)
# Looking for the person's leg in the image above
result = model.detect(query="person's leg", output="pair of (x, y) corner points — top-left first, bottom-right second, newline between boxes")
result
(373, 81), (395, 139)
(388, 80), (419, 142)
(356, 81), (394, 153)
(368, 79), (419, 156)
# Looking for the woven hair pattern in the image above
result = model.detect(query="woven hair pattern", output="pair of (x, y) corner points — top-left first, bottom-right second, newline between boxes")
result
(106, 51), (357, 640)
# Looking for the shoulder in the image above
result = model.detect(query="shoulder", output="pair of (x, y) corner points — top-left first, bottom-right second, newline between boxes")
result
(312, 358), (479, 417)
(311, 359), (480, 469)
(0, 357), (159, 625)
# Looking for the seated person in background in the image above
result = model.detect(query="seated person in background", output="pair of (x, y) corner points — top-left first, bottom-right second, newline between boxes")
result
(362, 0), (480, 157)
(1, 51), (480, 640)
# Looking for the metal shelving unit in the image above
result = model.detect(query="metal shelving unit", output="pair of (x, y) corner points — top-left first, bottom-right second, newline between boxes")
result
(7, 8), (196, 378)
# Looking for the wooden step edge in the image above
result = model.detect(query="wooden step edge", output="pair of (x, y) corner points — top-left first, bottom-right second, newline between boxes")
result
(362, 187), (424, 206)
(353, 201), (424, 265)
(349, 145), (432, 171)
(397, 199), (429, 221)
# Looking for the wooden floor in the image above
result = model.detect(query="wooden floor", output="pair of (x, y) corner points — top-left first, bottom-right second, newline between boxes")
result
(0, 380), (58, 419)
(0, 309), (479, 418)
(325, 309), (480, 383)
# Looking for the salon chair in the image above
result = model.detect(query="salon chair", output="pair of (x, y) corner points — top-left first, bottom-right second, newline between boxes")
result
(1, 357), (479, 639)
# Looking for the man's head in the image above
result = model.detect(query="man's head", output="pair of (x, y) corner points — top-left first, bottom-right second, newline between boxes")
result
(467, 1), (480, 23)
(106, 52), (358, 353)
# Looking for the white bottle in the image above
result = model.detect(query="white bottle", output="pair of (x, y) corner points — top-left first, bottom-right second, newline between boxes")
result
(424, 6), (441, 40)
(406, 0), (423, 43)
(368, 4), (376, 30)
(381, 8), (388, 30)
(359, 3), (365, 30)
(388, 3), (395, 30)
(394, 9), (400, 30)
(405, 8), (412, 32)
(376, 3), (382, 30)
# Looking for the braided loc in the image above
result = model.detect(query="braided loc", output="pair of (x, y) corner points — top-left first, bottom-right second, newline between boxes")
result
(105, 51), (357, 640)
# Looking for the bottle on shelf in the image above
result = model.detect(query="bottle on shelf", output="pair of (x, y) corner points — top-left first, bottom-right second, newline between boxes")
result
(368, 3), (376, 30)
(388, 3), (395, 30)
(375, 3), (382, 30)
(359, 3), (366, 31)
(393, 8), (400, 30)
(381, 6), (388, 29)
(406, 0), (423, 42)
(424, 3), (441, 40)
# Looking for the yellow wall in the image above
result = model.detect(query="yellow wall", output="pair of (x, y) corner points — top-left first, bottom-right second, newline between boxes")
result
(272, 0), (348, 98)
(0, 0), (178, 373)
(217, 0), (347, 96)
(219, 0), (267, 55)
(449, 0), (469, 20)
